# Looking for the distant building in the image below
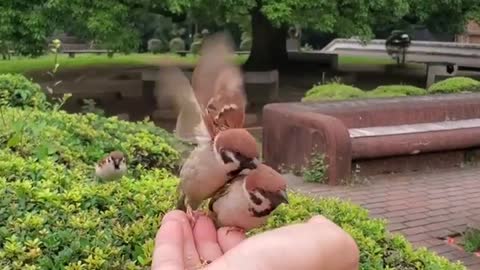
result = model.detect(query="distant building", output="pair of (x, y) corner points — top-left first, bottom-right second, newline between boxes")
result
(456, 20), (480, 44)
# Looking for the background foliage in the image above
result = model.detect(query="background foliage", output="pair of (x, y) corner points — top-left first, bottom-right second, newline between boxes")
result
(302, 77), (480, 102)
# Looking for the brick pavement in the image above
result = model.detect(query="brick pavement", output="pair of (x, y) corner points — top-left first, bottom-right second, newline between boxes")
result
(285, 166), (480, 269)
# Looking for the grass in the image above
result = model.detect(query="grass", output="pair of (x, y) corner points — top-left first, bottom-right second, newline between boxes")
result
(462, 228), (480, 253)
(0, 53), (249, 74)
(0, 53), (417, 74)
(338, 55), (396, 66)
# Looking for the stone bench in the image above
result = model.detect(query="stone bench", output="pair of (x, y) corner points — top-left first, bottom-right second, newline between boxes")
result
(174, 50), (250, 57)
(262, 93), (480, 185)
(63, 49), (113, 58)
(244, 70), (279, 103)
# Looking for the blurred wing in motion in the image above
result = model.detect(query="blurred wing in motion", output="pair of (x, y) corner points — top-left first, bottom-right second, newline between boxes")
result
(191, 32), (247, 138)
(156, 66), (210, 144)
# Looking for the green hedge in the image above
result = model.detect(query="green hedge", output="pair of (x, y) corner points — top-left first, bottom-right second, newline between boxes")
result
(428, 77), (480, 94)
(303, 77), (480, 102)
(302, 83), (366, 102)
(0, 74), (48, 110)
(261, 196), (465, 270)
(0, 107), (465, 269)
(367, 85), (426, 97)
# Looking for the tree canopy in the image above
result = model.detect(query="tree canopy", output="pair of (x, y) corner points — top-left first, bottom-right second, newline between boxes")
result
(0, 0), (479, 65)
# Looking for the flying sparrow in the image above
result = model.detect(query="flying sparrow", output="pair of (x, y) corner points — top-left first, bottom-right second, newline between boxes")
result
(207, 163), (289, 233)
(95, 151), (127, 181)
(167, 32), (261, 224)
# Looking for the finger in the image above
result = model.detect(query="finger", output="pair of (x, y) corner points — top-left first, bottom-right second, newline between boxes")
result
(162, 210), (201, 269)
(207, 216), (359, 270)
(151, 220), (184, 270)
(193, 215), (223, 262)
(217, 227), (246, 253)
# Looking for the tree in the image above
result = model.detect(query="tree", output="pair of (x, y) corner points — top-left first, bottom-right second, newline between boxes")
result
(178, 0), (411, 70)
(0, 0), (55, 57)
(174, 0), (480, 71)
(0, 0), (188, 56)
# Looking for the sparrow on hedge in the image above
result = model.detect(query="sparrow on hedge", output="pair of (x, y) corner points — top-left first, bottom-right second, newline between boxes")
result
(167, 32), (261, 224)
(95, 151), (127, 181)
(208, 163), (289, 233)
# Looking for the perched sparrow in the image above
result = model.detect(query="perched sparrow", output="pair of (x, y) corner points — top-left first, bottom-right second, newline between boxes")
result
(95, 151), (127, 181)
(168, 32), (261, 223)
(208, 163), (289, 233)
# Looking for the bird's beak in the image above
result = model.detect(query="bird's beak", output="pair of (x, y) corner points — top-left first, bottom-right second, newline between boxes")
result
(279, 190), (289, 204)
(249, 158), (261, 169)
(243, 158), (260, 170)
(113, 160), (120, 169)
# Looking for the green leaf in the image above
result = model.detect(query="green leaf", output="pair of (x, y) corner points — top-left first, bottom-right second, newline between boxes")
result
(35, 144), (50, 160)
(7, 133), (21, 148)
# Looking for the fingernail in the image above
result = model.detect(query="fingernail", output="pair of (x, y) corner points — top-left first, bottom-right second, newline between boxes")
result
(308, 215), (328, 224)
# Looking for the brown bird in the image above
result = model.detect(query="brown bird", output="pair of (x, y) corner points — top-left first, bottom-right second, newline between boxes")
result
(208, 163), (289, 233)
(95, 151), (127, 181)
(166, 32), (261, 224)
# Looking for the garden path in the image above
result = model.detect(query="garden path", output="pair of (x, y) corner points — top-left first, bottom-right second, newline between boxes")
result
(285, 166), (480, 269)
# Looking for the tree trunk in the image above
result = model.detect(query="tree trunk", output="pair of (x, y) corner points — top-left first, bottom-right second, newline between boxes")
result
(243, 9), (288, 71)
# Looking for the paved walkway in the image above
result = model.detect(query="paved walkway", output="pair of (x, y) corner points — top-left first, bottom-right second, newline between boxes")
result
(285, 166), (480, 269)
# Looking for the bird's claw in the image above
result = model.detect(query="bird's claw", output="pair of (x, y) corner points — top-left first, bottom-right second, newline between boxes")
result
(186, 206), (197, 226)
(186, 207), (205, 227)
(194, 258), (212, 269)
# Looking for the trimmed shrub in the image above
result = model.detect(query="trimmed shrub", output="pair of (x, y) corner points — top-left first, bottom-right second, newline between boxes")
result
(190, 40), (203, 54)
(259, 195), (466, 270)
(302, 83), (366, 102)
(367, 85), (426, 98)
(0, 106), (466, 269)
(147, 39), (165, 54)
(428, 77), (480, 94)
(0, 74), (48, 109)
(0, 107), (189, 269)
(169, 37), (185, 52)
(239, 37), (252, 51)
(201, 29), (210, 37)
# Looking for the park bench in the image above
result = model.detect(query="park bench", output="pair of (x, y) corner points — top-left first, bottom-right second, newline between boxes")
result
(62, 49), (113, 58)
(174, 50), (250, 57)
(262, 93), (480, 185)
(412, 61), (480, 87)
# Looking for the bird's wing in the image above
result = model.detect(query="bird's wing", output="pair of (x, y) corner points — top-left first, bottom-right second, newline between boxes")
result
(156, 66), (211, 144)
(191, 32), (247, 138)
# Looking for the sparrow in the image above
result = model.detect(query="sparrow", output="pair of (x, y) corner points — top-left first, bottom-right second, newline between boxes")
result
(165, 32), (261, 224)
(95, 151), (127, 181)
(207, 163), (289, 233)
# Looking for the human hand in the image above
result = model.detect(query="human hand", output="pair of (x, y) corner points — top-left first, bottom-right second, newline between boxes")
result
(151, 210), (359, 270)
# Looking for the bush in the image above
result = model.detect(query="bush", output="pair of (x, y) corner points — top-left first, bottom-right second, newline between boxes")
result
(239, 37), (252, 51)
(302, 83), (366, 102)
(190, 40), (202, 54)
(367, 85), (426, 98)
(0, 74), (48, 110)
(428, 77), (480, 94)
(0, 107), (190, 269)
(258, 196), (466, 270)
(169, 37), (185, 52)
(0, 107), (185, 175)
(147, 39), (165, 54)
(0, 106), (465, 269)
